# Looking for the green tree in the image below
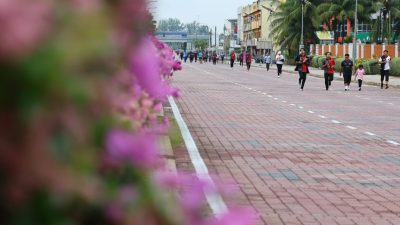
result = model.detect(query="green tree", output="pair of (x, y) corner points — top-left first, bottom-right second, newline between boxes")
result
(186, 21), (210, 35)
(269, 0), (321, 57)
(157, 18), (185, 32)
(193, 39), (209, 50)
(373, 0), (400, 43)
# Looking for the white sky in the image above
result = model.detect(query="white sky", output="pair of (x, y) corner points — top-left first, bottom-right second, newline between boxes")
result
(153, 0), (255, 34)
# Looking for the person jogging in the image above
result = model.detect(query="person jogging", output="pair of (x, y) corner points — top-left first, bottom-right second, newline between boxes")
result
(198, 50), (203, 64)
(230, 51), (236, 69)
(295, 48), (309, 91)
(275, 51), (284, 77)
(340, 53), (354, 91)
(322, 52), (335, 90)
(378, 50), (391, 89)
(264, 53), (271, 71)
(221, 52), (225, 64)
(354, 64), (365, 91)
(246, 51), (252, 71)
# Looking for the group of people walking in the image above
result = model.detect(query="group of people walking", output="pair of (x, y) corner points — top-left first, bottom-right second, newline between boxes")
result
(294, 49), (391, 91)
(229, 51), (252, 71)
(183, 47), (392, 92)
(180, 50), (225, 65)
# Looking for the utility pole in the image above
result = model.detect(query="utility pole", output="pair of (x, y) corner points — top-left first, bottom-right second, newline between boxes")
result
(215, 26), (217, 48)
(353, 0), (358, 60)
(300, 0), (304, 49)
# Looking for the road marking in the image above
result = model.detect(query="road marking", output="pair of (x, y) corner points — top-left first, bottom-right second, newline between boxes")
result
(168, 96), (228, 215)
(365, 132), (376, 136)
(387, 140), (400, 146)
(346, 126), (357, 130)
(331, 120), (341, 124)
(318, 115), (326, 119)
(258, 91), (262, 93)
(262, 92), (267, 95)
(298, 106), (304, 109)
(267, 95), (272, 98)
(248, 88), (252, 90)
(282, 100), (287, 103)
(308, 111), (314, 114)
(274, 98), (279, 100)
(389, 103), (394, 105)
(290, 104), (296, 106)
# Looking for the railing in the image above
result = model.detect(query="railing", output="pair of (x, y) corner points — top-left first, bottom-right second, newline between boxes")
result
(310, 43), (400, 59)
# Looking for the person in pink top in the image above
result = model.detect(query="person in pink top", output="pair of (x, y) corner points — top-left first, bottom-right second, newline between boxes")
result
(354, 64), (365, 91)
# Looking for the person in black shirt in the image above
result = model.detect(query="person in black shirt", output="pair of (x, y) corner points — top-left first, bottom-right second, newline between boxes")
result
(340, 54), (354, 91)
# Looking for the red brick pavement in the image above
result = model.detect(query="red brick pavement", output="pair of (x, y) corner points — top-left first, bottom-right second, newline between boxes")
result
(171, 62), (400, 225)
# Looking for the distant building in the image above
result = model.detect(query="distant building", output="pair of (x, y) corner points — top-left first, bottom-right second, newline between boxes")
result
(155, 31), (210, 51)
(239, 0), (275, 56)
(223, 19), (241, 53)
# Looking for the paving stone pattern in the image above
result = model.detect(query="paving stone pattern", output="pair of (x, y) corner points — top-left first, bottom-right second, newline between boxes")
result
(172, 63), (400, 225)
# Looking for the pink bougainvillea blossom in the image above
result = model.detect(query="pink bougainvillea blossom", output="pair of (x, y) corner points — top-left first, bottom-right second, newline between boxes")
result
(106, 129), (160, 168)
(0, 0), (53, 60)
(130, 37), (180, 100)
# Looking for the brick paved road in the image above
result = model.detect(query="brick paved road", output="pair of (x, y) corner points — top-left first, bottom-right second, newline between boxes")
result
(172, 62), (400, 225)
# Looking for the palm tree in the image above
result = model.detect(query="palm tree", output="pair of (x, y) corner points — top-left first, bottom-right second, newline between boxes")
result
(269, 0), (321, 57)
(315, 0), (374, 42)
(370, 0), (400, 43)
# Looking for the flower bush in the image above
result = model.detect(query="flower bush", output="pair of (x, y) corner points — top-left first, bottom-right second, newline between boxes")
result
(0, 1), (254, 225)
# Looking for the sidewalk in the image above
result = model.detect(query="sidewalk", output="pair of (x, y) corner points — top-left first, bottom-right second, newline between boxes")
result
(254, 63), (400, 88)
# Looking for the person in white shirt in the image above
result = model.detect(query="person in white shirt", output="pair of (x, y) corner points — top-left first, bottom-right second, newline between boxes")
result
(378, 50), (391, 89)
(275, 51), (285, 77)
(264, 53), (272, 71)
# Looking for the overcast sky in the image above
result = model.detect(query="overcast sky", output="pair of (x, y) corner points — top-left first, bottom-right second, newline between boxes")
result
(153, 0), (255, 34)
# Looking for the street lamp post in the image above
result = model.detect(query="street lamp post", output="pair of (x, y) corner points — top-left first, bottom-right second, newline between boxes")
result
(300, 0), (304, 49)
(353, 0), (358, 60)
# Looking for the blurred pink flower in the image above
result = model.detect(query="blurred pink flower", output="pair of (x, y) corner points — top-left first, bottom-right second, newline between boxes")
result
(0, 0), (53, 60)
(130, 37), (179, 100)
(71, 0), (100, 11)
(173, 61), (182, 71)
(106, 129), (159, 168)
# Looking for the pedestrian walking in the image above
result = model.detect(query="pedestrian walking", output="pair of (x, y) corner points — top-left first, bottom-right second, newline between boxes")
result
(275, 51), (284, 77)
(354, 64), (365, 91)
(183, 51), (188, 63)
(179, 51), (183, 61)
(198, 50), (203, 64)
(194, 51), (198, 62)
(189, 51), (194, 63)
(264, 53), (271, 71)
(239, 52), (244, 66)
(212, 52), (217, 65)
(230, 51), (236, 69)
(295, 48), (309, 91)
(246, 51), (252, 71)
(340, 53), (354, 91)
(322, 52), (335, 90)
(378, 50), (391, 89)
(221, 52), (225, 64)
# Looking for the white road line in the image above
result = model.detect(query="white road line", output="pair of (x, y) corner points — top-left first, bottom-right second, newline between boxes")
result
(318, 115), (327, 119)
(267, 95), (272, 97)
(298, 106), (304, 109)
(308, 111), (314, 114)
(274, 98), (279, 100)
(257, 91), (262, 93)
(365, 132), (376, 136)
(331, 120), (341, 124)
(262, 92), (267, 95)
(290, 104), (296, 106)
(387, 140), (400, 146)
(346, 126), (357, 130)
(168, 96), (228, 215)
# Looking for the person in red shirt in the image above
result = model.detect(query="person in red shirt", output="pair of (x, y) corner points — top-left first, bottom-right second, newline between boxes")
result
(295, 48), (309, 91)
(246, 51), (252, 71)
(230, 51), (236, 69)
(322, 52), (336, 90)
